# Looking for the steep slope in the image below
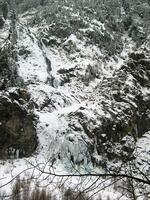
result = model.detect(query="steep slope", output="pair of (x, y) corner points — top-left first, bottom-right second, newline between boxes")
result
(0, 0), (150, 199)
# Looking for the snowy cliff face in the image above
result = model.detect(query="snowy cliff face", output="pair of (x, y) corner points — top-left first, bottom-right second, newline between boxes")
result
(8, 0), (149, 168)
(0, 0), (150, 193)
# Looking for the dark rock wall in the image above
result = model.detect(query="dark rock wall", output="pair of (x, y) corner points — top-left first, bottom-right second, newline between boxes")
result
(0, 89), (37, 158)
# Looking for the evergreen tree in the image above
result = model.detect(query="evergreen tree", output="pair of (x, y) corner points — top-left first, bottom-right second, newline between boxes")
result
(2, 2), (8, 20)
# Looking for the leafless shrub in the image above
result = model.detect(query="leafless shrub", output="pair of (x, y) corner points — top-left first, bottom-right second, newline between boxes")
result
(30, 187), (52, 200)
(63, 188), (92, 200)
(0, 189), (7, 200)
(12, 177), (21, 200)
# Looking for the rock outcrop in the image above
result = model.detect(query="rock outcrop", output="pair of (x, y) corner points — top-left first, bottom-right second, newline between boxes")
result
(0, 88), (37, 158)
(59, 50), (150, 165)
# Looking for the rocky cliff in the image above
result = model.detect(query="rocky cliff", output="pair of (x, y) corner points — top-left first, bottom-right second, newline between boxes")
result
(0, 0), (150, 199)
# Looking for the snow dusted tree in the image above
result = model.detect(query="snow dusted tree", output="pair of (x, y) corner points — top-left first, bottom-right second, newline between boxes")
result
(0, 1), (5, 28)
(2, 1), (8, 20)
(0, 0), (22, 87)
(7, 0), (18, 46)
